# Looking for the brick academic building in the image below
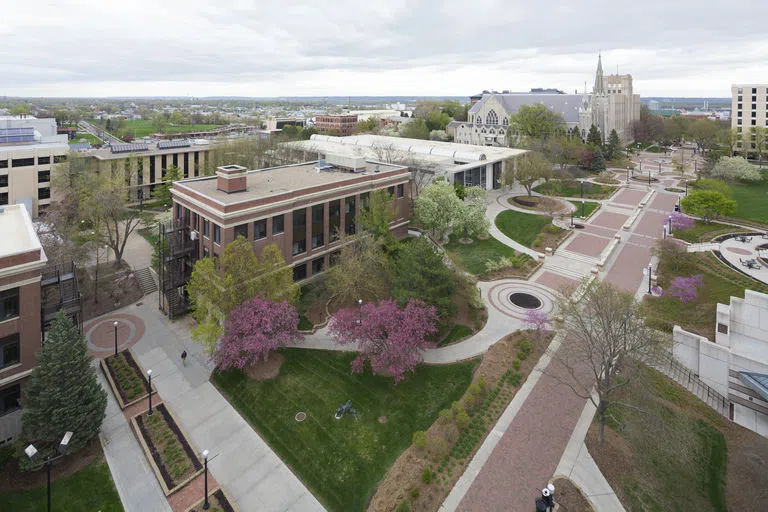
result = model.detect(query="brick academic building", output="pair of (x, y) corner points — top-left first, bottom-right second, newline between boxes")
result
(163, 155), (409, 316)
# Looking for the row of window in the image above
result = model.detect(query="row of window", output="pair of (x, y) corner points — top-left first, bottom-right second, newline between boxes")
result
(736, 108), (767, 117)
(1, 288), (19, 322)
(0, 155), (65, 169)
(736, 118), (768, 126)
(0, 383), (20, 417)
(737, 87), (762, 95)
(473, 110), (510, 127)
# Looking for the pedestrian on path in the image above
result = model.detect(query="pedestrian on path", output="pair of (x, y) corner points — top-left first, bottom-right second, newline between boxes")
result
(181, 350), (187, 366)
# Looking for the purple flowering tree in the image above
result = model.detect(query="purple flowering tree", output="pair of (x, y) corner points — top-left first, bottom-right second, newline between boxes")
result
(329, 298), (438, 382)
(670, 212), (695, 232)
(215, 297), (302, 370)
(667, 275), (703, 303)
(524, 310), (550, 336)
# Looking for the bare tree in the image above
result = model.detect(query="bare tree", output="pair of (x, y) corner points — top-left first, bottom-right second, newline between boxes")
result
(548, 280), (664, 442)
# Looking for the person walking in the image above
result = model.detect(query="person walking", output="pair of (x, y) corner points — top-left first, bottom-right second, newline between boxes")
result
(181, 350), (187, 367)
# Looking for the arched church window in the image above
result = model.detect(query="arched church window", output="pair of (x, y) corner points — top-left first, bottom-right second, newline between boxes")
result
(481, 128), (486, 134)
(502, 117), (509, 126)
(487, 110), (498, 125)
(489, 128), (495, 134)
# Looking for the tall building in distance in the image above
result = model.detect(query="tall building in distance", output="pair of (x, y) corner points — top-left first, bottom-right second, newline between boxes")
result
(730, 84), (768, 157)
(315, 114), (359, 137)
(0, 116), (69, 217)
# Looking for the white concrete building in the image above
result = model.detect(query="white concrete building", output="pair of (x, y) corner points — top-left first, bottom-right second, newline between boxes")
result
(673, 290), (768, 437)
(731, 84), (768, 157)
(0, 116), (69, 217)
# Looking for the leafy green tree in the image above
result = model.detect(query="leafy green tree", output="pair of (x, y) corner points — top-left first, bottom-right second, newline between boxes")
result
(357, 189), (396, 248)
(592, 148), (606, 173)
(631, 106), (664, 144)
(392, 237), (455, 318)
(710, 156), (763, 182)
(17, 312), (107, 469)
(152, 113), (168, 133)
(441, 100), (468, 121)
(414, 179), (464, 241)
(426, 110), (452, 132)
(681, 190), (737, 223)
(325, 234), (392, 304)
(605, 129), (621, 160)
(694, 178), (733, 198)
(505, 152), (552, 196)
(455, 186), (490, 241)
(508, 104), (566, 141)
(400, 117), (430, 140)
(586, 125), (603, 148)
(688, 118), (721, 154)
(355, 117), (378, 133)
(153, 164), (181, 205)
(9, 104), (31, 117)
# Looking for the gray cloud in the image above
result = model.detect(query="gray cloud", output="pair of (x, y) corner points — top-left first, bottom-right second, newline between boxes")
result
(3, 0), (768, 96)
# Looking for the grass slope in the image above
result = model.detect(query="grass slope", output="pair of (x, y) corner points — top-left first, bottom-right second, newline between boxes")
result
(566, 200), (599, 218)
(675, 221), (748, 243)
(0, 461), (123, 512)
(118, 120), (225, 138)
(213, 349), (477, 512)
(494, 210), (551, 248)
(443, 236), (517, 275)
(533, 180), (615, 199)
(730, 175), (768, 225)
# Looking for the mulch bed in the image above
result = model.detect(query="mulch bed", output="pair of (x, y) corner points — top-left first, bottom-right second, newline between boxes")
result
(552, 478), (593, 511)
(103, 350), (149, 406)
(135, 403), (202, 493)
(188, 488), (237, 512)
(80, 263), (144, 321)
(244, 353), (285, 381)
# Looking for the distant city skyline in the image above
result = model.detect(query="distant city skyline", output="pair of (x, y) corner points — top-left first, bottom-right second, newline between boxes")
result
(4, 0), (768, 98)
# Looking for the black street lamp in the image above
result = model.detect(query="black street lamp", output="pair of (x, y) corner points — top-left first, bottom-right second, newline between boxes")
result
(581, 200), (585, 218)
(580, 180), (584, 199)
(663, 225), (667, 239)
(648, 166), (651, 185)
(202, 449), (210, 510)
(113, 321), (119, 356)
(147, 369), (153, 416)
(685, 179), (688, 196)
(357, 299), (363, 325)
(25, 431), (73, 512)
(570, 210), (574, 227)
(647, 264), (653, 295)
(626, 167), (629, 183)
(668, 215), (673, 235)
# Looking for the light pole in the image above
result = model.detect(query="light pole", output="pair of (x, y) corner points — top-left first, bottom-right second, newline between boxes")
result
(25, 431), (73, 512)
(663, 225), (667, 239)
(668, 215), (673, 235)
(685, 178), (688, 196)
(581, 200), (585, 218)
(570, 209), (574, 227)
(147, 369), (153, 416)
(113, 321), (119, 356)
(647, 264), (653, 295)
(626, 167), (629, 183)
(580, 180), (584, 199)
(202, 449), (210, 510)
(648, 166), (651, 185)
(357, 299), (363, 325)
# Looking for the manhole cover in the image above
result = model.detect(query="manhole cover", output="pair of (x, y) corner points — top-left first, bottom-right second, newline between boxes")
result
(509, 293), (542, 309)
(295, 412), (307, 422)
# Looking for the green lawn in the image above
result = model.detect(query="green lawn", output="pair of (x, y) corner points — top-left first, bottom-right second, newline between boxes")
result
(68, 132), (103, 146)
(0, 461), (123, 512)
(494, 210), (551, 248)
(439, 324), (474, 346)
(213, 349), (477, 512)
(533, 180), (615, 199)
(567, 200), (600, 218)
(675, 221), (748, 243)
(443, 236), (517, 275)
(118, 120), (225, 139)
(730, 175), (768, 225)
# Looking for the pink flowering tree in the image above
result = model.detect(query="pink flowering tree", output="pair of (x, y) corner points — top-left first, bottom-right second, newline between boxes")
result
(329, 298), (438, 382)
(524, 310), (550, 336)
(666, 275), (703, 303)
(215, 297), (303, 370)
(670, 212), (694, 232)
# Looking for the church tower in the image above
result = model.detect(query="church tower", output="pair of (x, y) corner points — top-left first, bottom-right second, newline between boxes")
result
(593, 54), (605, 96)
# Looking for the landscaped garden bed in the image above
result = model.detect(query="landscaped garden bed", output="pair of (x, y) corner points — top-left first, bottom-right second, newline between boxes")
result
(674, 220), (749, 243)
(507, 195), (566, 214)
(188, 488), (238, 512)
(101, 349), (153, 409)
(132, 403), (203, 495)
(444, 235), (541, 279)
(566, 200), (600, 220)
(494, 210), (569, 251)
(370, 330), (552, 512)
(212, 349), (477, 512)
(533, 180), (617, 199)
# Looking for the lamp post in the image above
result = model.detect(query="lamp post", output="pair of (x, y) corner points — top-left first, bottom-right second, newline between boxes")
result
(147, 369), (153, 416)
(647, 264), (653, 295)
(570, 210), (574, 227)
(648, 166), (651, 185)
(113, 321), (119, 356)
(581, 200), (585, 218)
(202, 449), (210, 510)
(25, 431), (73, 512)
(580, 180), (584, 199)
(685, 178), (688, 196)
(663, 225), (667, 239)
(668, 215), (673, 235)
(626, 167), (629, 183)
(357, 299), (363, 325)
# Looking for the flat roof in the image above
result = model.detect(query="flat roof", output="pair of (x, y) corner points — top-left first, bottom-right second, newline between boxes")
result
(90, 141), (212, 160)
(174, 160), (407, 206)
(0, 141), (69, 153)
(0, 204), (44, 261)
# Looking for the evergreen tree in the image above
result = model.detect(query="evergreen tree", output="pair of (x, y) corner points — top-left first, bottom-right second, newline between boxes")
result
(586, 125), (603, 148)
(606, 129), (621, 160)
(153, 164), (181, 205)
(392, 237), (456, 318)
(592, 148), (606, 173)
(18, 312), (107, 468)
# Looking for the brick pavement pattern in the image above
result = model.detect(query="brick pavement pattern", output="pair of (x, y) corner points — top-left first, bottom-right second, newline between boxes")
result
(611, 188), (646, 206)
(534, 271), (579, 294)
(590, 211), (629, 230)
(649, 192), (679, 212)
(562, 233), (611, 258)
(634, 210), (671, 238)
(604, 243), (652, 293)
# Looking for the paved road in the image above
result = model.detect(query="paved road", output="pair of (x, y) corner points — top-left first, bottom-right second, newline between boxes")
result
(79, 120), (123, 144)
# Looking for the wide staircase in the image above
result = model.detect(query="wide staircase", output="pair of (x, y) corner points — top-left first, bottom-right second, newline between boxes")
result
(134, 267), (158, 295)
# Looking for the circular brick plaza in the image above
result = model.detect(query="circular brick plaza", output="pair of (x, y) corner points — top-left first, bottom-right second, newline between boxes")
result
(85, 313), (146, 358)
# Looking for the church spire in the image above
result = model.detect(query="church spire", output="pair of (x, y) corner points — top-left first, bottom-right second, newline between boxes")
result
(593, 54), (605, 95)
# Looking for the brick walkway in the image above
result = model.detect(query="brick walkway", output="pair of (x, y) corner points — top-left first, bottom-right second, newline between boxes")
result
(563, 233), (611, 258)
(604, 243), (652, 293)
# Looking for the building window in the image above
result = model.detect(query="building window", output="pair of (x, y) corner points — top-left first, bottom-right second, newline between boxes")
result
(0, 175), (7, 188)
(38, 187), (50, 200)
(0, 288), (19, 321)
(486, 110), (498, 125)
(738, 119), (742, 125)
(54, 155), (66, 164)
(387, 186), (395, 197)
(0, 334), (20, 369)
(752, 96), (757, 102)
(312, 257), (325, 275)
(752, 119), (757, 126)
(213, 224), (221, 244)
(752, 104), (757, 111)
(0, 193), (7, 206)
(344, 196), (356, 235)
(272, 214), (284, 234)
(0, 160), (7, 169)
(360, 192), (370, 211)
(12, 158), (34, 167)
(397, 184), (404, 198)
(293, 209), (307, 255)
(183, 153), (189, 178)
(234, 223), (248, 240)
(203, 220), (209, 238)
(0, 384), (20, 417)
(737, 103), (742, 110)
(292, 263), (307, 281)
(502, 117), (509, 126)
(172, 153), (178, 168)
(329, 200), (341, 242)
(311, 204), (324, 249)
(752, 87), (757, 94)
(738, 95), (742, 101)
(38, 156), (50, 165)
(254, 219), (267, 240)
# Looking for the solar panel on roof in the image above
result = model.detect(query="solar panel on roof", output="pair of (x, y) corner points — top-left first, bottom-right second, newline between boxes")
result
(157, 140), (190, 150)
(110, 143), (148, 154)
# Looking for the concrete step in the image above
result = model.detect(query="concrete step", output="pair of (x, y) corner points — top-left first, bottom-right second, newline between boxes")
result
(134, 267), (158, 295)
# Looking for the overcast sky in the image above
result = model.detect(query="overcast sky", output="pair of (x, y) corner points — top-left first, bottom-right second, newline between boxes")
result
(4, 0), (768, 98)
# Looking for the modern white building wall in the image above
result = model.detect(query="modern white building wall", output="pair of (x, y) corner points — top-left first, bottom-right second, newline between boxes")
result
(673, 290), (768, 437)
(731, 84), (768, 156)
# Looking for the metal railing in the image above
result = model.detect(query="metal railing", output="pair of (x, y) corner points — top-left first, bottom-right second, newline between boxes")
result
(654, 353), (729, 417)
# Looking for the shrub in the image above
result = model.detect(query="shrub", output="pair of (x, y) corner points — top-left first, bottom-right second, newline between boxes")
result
(512, 359), (521, 371)
(396, 500), (412, 512)
(455, 409), (471, 430)
(508, 372), (522, 387)
(422, 467), (432, 484)
(438, 409), (453, 425)
(427, 436), (449, 460)
(477, 376), (487, 391)
(545, 224), (561, 235)
(517, 349), (528, 361)
(412, 430), (427, 450)
(518, 339), (532, 356)
(444, 424), (460, 444)
(410, 487), (420, 499)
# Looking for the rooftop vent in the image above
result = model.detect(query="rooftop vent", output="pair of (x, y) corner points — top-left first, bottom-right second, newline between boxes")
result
(216, 164), (248, 194)
(325, 154), (366, 173)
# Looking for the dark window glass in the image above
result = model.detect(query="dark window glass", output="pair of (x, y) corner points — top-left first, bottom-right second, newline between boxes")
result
(183, 153), (189, 178)
(344, 197), (356, 235)
(738, 95), (742, 101)
(161, 155), (167, 177)
(717, 323), (728, 334)
(0, 160), (7, 169)
(234, 224), (248, 240)
(360, 192), (370, 210)
(254, 219), (267, 240)
(54, 155), (66, 164)
(0, 288), (19, 321)
(387, 186), (395, 196)
(292, 263), (307, 281)
(172, 153), (178, 168)
(0, 334), (20, 369)
(38, 156), (50, 165)
(311, 204), (324, 249)
(0, 175), (7, 187)
(752, 111), (757, 118)
(203, 220), (209, 237)
(312, 257), (324, 275)
(292, 209), (306, 255)
(397, 184), (404, 198)
(214, 224), (221, 244)
(0, 384), (21, 416)
(0, 193), (7, 205)
(272, 215), (284, 234)
(737, 103), (742, 110)
(176, 204), (182, 219)
(38, 187), (50, 200)
(12, 158), (34, 167)
(329, 200), (341, 242)
(150, 156), (156, 183)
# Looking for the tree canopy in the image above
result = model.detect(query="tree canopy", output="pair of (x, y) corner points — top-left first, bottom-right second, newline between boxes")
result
(324, 234), (392, 304)
(392, 237), (456, 319)
(399, 117), (430, 140)
(357, 189), (396, 248)
(153, 164), (181, 205)
(414, 179), (465, 241)
(586, 124), (603, 148)
(507, 152), (552, 196)
(605, 129), (621, 160)
(709, 156), (763, 182)
(681, 190), (737, 223)
(507, 104), (566, 141)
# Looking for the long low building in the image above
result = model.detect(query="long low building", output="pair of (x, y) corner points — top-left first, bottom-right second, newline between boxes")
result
(285, 134), (526, 192)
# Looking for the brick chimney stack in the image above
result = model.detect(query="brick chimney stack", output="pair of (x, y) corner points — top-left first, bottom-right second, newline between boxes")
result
(216, 165), (248, 193)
